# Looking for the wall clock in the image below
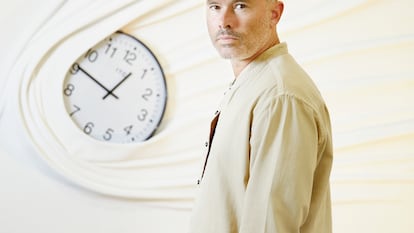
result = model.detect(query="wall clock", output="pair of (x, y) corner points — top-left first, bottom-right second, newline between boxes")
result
(62, 31), (167, 143)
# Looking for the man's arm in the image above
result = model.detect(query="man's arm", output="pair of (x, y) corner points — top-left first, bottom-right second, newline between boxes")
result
(240, 95), (319, 233)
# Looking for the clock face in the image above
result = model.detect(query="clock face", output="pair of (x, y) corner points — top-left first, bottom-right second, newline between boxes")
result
(63, 31), (167, 143)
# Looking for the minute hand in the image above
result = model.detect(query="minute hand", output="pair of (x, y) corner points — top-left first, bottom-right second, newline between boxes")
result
(78, 65), (118, 99)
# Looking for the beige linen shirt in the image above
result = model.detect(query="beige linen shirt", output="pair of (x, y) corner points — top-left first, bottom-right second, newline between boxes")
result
(189, 43), (333, 233)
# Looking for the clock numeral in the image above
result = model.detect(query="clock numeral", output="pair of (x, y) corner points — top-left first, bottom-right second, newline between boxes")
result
(142, 88), (153, 101)
(105, 43), (117, 58)
(85, 49), (99, 63)
(138, 109), (148, 121)
(124, 125), (133, 135)
(70, 63), (80, 75)
(103, 128), (114, 141)
(69, 104), (81, 117)
(140, 69), (148, 79)
(124, 50), (136, 65)
(83, 122), (94, 135)
(64, 84), (76, 96)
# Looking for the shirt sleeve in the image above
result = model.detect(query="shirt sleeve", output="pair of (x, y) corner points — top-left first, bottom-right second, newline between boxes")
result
(239, 94), (319, 233)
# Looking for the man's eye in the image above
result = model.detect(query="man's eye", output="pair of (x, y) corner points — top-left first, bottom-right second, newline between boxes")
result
(234, 3), (247, 10)
(209, 4), (220, 10)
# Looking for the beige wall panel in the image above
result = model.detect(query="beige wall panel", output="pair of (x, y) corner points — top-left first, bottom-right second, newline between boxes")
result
(1, 0), (413, 232)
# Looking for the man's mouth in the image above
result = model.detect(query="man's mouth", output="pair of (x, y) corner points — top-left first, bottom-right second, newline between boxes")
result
(215, 29), (240, 42)
(217, 35), (238, 42)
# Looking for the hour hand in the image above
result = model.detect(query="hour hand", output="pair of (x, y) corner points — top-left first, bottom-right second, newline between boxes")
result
(103, 72), (132, 100)
(77, 65), (119, 99)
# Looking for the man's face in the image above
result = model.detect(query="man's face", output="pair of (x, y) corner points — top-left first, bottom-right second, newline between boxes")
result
(206, 0), (277, 61)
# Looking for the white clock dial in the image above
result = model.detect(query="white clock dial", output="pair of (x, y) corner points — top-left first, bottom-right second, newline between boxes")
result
(63, 31), (167, 143)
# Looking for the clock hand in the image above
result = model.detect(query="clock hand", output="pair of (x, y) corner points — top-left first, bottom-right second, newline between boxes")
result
(103, 72), (132, 100)
(102, 69), (147, 100)
(78, 65), (119, 99)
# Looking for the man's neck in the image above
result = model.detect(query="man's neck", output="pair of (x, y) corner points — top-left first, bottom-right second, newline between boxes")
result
(231, 39), (280, 78)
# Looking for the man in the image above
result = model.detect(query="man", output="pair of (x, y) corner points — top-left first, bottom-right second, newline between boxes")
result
(189, 0), (333, 232)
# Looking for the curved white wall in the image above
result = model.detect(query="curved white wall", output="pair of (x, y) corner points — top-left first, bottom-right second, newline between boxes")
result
(1, 0), (413, 232)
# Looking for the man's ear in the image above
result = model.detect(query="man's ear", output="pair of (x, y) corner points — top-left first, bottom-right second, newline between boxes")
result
(271, 1), (284, 24)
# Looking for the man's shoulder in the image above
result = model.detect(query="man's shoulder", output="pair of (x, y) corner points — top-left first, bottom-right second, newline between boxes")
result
(252, 55), (326, 111)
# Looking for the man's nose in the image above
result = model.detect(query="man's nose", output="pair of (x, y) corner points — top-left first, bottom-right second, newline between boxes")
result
(219, 8), (235, 29)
